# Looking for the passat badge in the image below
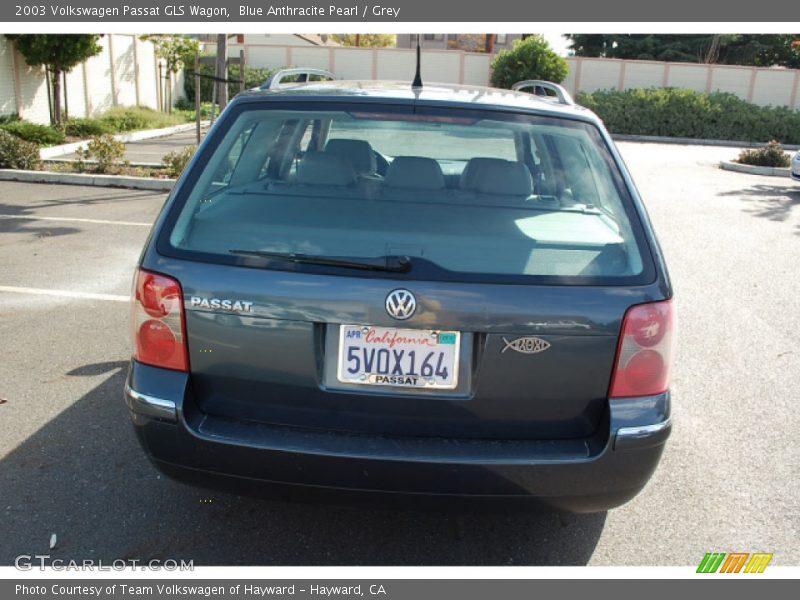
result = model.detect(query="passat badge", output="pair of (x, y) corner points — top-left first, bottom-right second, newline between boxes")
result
(190, 296), (253, 312)
(502, 336), (551, 354)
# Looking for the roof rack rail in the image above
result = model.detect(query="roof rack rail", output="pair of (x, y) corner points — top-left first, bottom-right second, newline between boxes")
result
(511, 80), (574, 105)
(260, 68), (336, 90)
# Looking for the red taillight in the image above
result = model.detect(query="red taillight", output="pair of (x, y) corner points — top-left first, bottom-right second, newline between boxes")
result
(609, 300), (674, 398)
(132, 269), (188, 371)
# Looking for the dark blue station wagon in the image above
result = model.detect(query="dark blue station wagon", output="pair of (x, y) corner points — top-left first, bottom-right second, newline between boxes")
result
(125, 78), (674, 512)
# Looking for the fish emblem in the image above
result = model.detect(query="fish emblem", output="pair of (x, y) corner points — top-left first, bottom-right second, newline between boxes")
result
(501, 336), (551, 354)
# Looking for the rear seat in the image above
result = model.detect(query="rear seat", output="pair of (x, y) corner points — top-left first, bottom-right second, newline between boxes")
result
(382, 156), (456, 203)
(298, 151), (357, 187)
(270, 151), (372, 199)
(459, 157), (514, 191)
(270, 153), (539, 207)
(459, 157), (534, 206)
(324, 139), (379, 179)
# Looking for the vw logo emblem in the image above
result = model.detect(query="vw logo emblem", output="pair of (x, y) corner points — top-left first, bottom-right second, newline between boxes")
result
(385, 289), (416, 320)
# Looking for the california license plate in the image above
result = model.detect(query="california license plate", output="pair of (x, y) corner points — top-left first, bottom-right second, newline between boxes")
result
(337, 325), (460, 389)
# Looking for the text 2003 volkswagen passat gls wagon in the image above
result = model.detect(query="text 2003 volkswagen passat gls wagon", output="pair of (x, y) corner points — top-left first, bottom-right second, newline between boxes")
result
(125, 80), (674, 512)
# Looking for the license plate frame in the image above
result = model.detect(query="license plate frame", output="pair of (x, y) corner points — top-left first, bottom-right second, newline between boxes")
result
(336, 324), (461, 390)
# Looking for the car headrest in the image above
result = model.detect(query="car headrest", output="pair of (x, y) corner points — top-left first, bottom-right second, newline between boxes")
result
(324, 139), (377, 175)
(474, 160), (533, 196)
(384, 157), (446, 190)
(459, 157), (514, 190)
(296, 152), (357, 186)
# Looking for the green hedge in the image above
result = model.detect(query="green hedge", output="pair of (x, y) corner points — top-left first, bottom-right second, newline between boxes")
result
(0, 120), (65, 145)
(0, 129), (40, 169)
(183, 63), (276, 103)
(0, 108), (184, 147)
(737, 141), (791, 167)
(64, 117), (114, 137)
(98, 106), (184, 132)
(577, 88), (800, 144)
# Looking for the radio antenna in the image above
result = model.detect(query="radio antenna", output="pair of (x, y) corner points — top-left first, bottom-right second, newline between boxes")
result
(412, 34), (423, 89)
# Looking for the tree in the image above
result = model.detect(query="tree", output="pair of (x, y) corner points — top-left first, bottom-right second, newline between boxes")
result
(723, 34), (800, 68)
(565, 34), (800, 67)
(490, 35), (569, 89)
(563, 34), (610, 58)
(485, 34), (495, 54)
(215, 34), (228, 111)
(565, 34), (731, 62)
(329, 34), (396, 48)
(140, 35), (200, 112)
(5, 34), (102, 125)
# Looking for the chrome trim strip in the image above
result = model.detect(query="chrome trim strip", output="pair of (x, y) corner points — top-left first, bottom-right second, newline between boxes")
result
(124, 383), (177, 422)
(616, 418), (671, 440)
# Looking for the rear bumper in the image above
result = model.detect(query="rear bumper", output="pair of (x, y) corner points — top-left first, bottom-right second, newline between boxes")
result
(125, 360), (671, 512)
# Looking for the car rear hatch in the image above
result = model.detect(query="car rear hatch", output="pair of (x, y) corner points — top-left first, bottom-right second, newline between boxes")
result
(172, 262), (653, 440)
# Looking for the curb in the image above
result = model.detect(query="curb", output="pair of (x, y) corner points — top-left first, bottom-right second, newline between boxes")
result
(612, 134), (800, 151)
(719, 160), (791, 177)
(40, 122), (206, 160)
(0, 169), (175, 191)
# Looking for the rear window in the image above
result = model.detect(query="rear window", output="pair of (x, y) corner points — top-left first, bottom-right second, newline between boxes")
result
(164, 102), (652, 285)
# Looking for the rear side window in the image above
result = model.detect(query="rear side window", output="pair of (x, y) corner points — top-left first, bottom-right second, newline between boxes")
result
(165, 103), (652, 285)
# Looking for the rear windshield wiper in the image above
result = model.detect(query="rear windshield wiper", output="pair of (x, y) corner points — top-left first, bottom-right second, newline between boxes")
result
(229, 250), (412, 273)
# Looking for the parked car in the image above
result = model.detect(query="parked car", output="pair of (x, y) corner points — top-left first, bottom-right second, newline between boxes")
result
(125, 77), (674, 512)
(259, 67), (336, 90)
(791, 150), (800, 182)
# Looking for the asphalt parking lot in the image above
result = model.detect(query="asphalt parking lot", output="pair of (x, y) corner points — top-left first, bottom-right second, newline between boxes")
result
(0, 141), (798, 566)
